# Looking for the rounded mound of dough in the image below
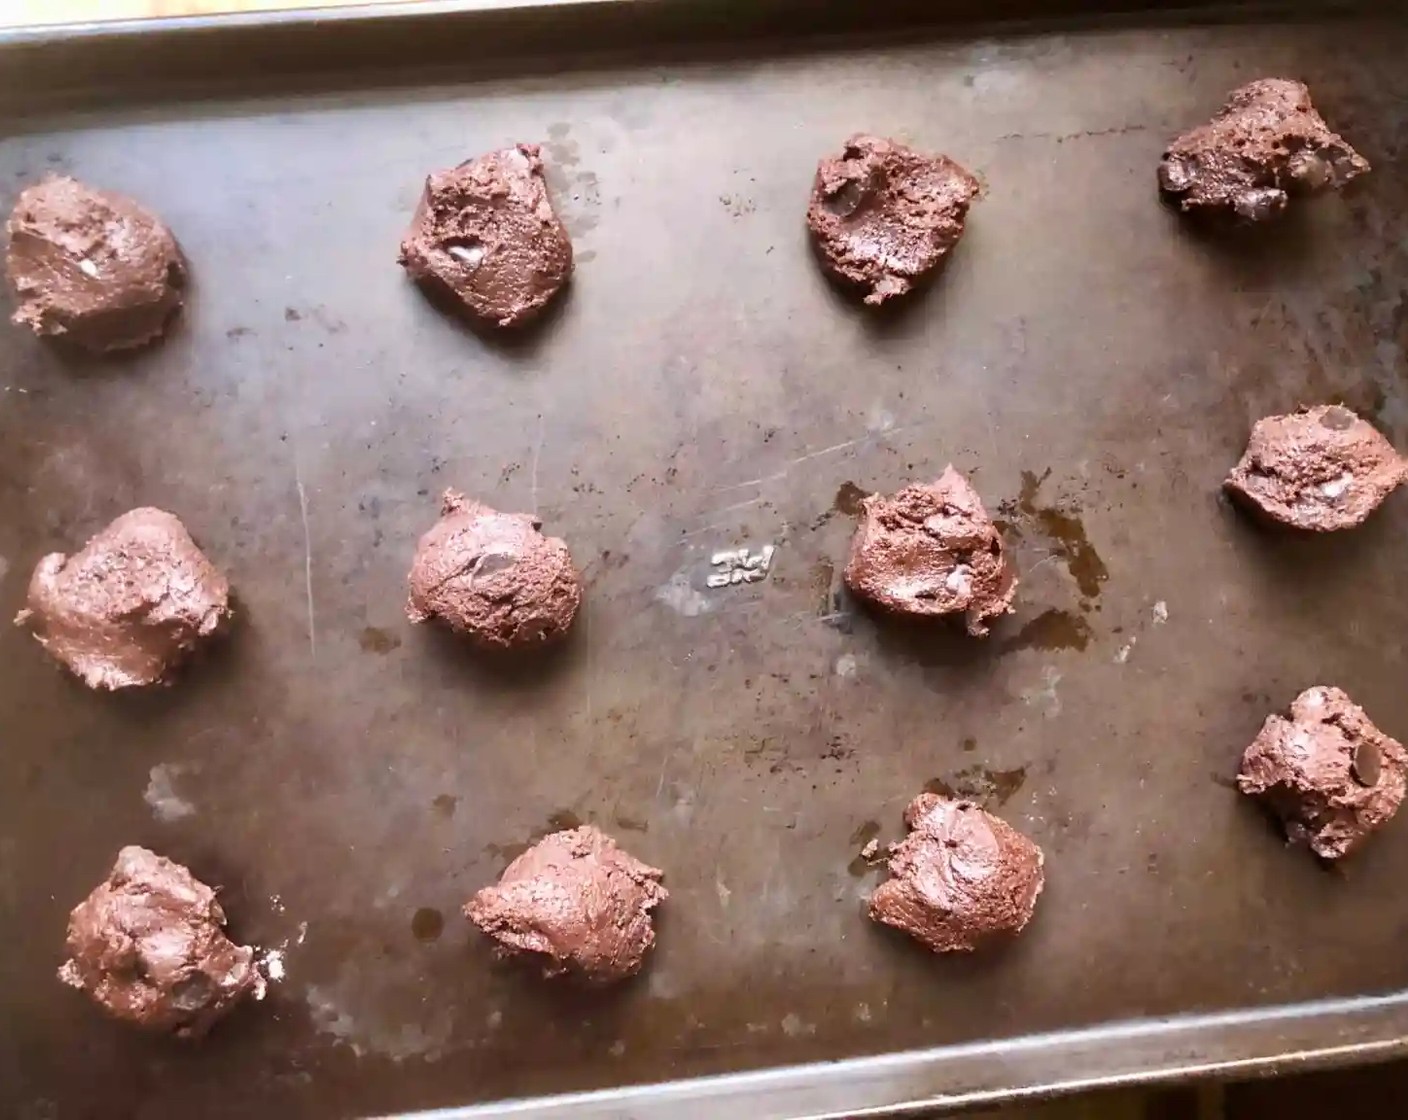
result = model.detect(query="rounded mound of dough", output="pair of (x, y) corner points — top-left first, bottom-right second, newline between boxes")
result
(843, 466), (1017, 636)
(397, 143), (572, 329)
(406, 490), (581, 651)
(58, 847), (264, 1037)
(465, 826), (667, 984)
(807, 134), (979, 305)
(6, 175), (186, 352)
(15, 508), (230, 690)
(1224, 405), (1405, 531)
(868, 793), (1045, 953)
(1238, 686), (1407, 860)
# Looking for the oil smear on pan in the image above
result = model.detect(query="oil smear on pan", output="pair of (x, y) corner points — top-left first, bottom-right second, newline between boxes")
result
(1020, 665), (1063, 717)
(998, 608), (1092, 654)
(143, 763), (196, 823)
(998, 469), (1109, 604)
(654, 568), (713, 616)
(924, 765), (1028, 809)
(304, 962), (458, 1063)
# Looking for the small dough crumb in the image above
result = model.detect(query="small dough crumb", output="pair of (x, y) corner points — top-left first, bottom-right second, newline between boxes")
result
(465, 826), (666, 984)
(1159, 79), (1369, 222)
(58, 847), (264, 1037)
(1238, 686), (1407, 860)
(807, 135), (980, 305)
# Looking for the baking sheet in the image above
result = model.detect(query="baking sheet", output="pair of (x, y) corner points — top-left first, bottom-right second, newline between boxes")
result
(3, 5), (1408, 1118)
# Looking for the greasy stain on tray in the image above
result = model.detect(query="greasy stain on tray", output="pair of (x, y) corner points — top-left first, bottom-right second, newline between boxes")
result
(1000, 469), (1108, 602)
(359, 626), (402, 654)
(925, 765), (1027, 808)
(847, 821), (884, 877)
(811, 558), (835, 613)
(548, 808), (584, 831)
(411, 907), (445, 943)
(811, 481), (868, 530)
(1000, 608), (1092, 653)
(486, 809), (586, 863)
(849, 820), (881, 846)
(833, 481), (868, 517)
(485, 839), (532, 863)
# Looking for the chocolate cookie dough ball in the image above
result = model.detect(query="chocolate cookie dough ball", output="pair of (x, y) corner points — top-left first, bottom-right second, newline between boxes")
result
(1238, 686), (1407, 860)
(1159, 79), (1369, 222)
(6, 175), (186, 352)
(406, 490), (581, 651)
(807, 134), (980, 306)
(58, 847), (264, 1037)
(14, 508), (231, 690)
(398, 143), (573, 329)
(465, 825), (667, 984)
(843, 466), (1017, 636)
(1224, 405), (1406, 531)
(869, 793), (1045, 953)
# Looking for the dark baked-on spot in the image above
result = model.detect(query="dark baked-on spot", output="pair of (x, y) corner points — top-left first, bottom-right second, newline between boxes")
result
(807, 134), (980, 306)
(405, 489), (582, 651)
(1237, 686), (1407, 860)
(843, 465), (1017, 636)
(14, 508), (231, 690)
(1224, 405), (1406, 531)
(464, 825), (667, 983)
(397, 143), (573, 329)
(6, 175), (187, 352)
(1158, 78), (1369, 222)
(868, 793), (1045, 953)
(58, 847), (264, 1037)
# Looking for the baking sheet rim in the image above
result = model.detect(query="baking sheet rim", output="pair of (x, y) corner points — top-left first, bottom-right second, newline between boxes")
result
(398, 991), (1408, 1117)
(3, 0), (633, 40)
(4, 3), (1403, 1117)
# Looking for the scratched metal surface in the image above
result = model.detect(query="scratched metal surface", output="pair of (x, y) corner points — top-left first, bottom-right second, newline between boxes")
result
(2, 11), (1408, 1119)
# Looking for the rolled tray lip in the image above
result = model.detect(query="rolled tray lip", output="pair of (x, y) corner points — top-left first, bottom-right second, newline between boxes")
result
(3, 3), (1401, 1119)
(0, 0), (1361, 46)
(394, 989), (1408, 1118)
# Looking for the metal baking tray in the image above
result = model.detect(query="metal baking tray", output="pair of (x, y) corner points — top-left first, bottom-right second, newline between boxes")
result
(3, 2), (1408, 1117)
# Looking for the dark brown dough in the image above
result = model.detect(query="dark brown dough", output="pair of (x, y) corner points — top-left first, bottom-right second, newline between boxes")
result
(464, 825), (667, 984)
(807, 134), (980, 305)
(1238, 686), (1407, 860)
(843, 466), (1017, 636)
(6, 175), (186, 352)
(869, 793), (1045, 953)
(1224, 405), (1405, 531)
(14, 508), (231, 690)
(406, 489), (581, 651)
(1159, 79), (1369, 222)
(397, 143), (572, 329)
(58, 847), (264, 1037)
